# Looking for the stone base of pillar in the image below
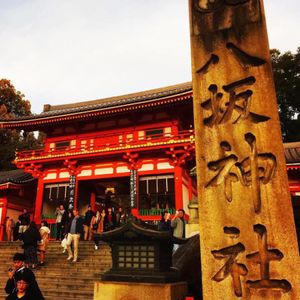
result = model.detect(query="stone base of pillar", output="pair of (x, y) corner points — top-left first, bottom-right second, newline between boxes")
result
(94, 281), (188, 300)
(185, 223), (199, 238)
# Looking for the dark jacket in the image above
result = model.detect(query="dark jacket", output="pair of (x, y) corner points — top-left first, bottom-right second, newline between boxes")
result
(20, 227), (41, 249)
(116, 212), (126, 227)
(61, 210), (69, 226)
(66, 216), (84, 234)
(83, 210), (95, 226)
(159, 219), (171, 232)
(104, 213), (116, 231)
(5, 267), (44, 300)
(18, 213), (30, 226)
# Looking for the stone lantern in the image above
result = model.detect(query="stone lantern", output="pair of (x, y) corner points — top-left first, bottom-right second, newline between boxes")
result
(94, 219), (187, 283)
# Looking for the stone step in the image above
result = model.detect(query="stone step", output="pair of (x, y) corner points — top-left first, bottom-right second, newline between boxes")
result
(1, 263), (109, 271)
(0, 270), (109, 278)
(0, 294), (89, 300)
(0, 244), (110, 251)
(0, 241), (112, 300)
(42, 289), (93, 299)
(0, 256), (110, 263)
(38, 282), (93, 291)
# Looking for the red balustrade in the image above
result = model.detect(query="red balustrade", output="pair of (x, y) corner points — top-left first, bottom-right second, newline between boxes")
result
(15, 130), (194, 161)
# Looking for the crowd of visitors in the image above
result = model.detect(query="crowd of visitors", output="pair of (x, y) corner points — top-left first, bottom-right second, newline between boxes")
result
(3, 204), (187, 299)
(58, 205), (128, 255)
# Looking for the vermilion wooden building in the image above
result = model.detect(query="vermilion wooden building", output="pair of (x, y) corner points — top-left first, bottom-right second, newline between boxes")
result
(284, 142), (300, 233)
(0, 169), (36, 240)
(0, 82), (299, 238)
(1, 82), (196, 225)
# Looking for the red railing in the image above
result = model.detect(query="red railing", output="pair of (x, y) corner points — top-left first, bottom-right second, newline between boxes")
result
(15, 129), (194, 161)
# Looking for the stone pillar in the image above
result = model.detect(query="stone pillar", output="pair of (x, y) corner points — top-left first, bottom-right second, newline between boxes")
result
(188, 1), (300, 299)
(186, 199), (199, 237)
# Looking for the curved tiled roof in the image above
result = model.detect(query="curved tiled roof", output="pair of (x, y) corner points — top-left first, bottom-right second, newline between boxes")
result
(284, 142), (300, 164)
(0, 82), (192, 122)
(0, 169), (35, 185)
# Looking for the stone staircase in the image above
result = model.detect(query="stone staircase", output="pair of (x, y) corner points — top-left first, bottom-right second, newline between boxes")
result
(0, 241), (112, 300)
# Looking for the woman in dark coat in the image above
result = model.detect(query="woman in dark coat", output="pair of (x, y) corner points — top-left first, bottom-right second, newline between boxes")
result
(159, 211), (171, 231)
(20, 221), (41, 269)
(104, 207), (116, 231)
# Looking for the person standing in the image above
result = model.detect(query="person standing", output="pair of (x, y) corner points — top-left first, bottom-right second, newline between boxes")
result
(61, 209), (71, 236)
(115, 207), (126, 227)
(4, 252), (44, 299)
(83, 205), (94, 241)
(66, 209), (84, 262)
(104, 207), (116, 231)
(159, 211), (171, 231)
(55, 205), (65, 241)
(171, 209), (186, 252)
(37, 220), (51, 266)
(18, 209), (30, 235)
(91, 210), (105, 250)
(20, 222), (41, 269)
(13, 221), (20, 241)
(6, 274), (31, 300)
(61, 210), (73, 254)
(5, 217), (15, 242)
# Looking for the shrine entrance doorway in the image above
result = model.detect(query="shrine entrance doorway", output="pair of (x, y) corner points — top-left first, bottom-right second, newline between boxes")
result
(77, 177), (130, 215)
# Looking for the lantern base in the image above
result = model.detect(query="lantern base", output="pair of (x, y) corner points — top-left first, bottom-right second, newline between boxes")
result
(94, 281), (187, 300)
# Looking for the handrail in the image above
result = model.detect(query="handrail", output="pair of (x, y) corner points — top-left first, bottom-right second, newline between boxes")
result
(15, 129), (194, 160)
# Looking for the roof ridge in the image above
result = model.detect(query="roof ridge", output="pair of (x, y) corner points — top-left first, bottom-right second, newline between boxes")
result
(42, 81), (192, 113)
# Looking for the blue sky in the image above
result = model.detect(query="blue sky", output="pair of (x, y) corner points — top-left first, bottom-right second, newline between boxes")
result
(0, 1), (299, 114)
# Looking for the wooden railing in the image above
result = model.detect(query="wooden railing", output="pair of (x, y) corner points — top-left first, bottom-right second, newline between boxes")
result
(15, 129), (194, 161)
(138, 207), (176, 216)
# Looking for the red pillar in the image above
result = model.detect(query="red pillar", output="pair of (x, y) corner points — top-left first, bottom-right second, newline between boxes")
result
(90, 192), (96, 211)
(0, 197), (8, 241)
(34, 178), (44, 224)
(174, 166), (183, 210)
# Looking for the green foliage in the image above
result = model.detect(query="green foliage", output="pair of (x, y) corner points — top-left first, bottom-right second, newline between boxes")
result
(0, 79), (43, 170)
(0, 79), (31, 117)
(271, 48), (300, 142)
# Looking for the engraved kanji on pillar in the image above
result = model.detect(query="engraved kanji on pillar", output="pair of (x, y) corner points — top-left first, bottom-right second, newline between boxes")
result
(189, 0), (300, 298)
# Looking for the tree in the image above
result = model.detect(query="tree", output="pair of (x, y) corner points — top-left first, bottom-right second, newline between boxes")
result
(0, 79), (31, 117)
(0, 79), (42, 170)
(271, 48), (300, 142)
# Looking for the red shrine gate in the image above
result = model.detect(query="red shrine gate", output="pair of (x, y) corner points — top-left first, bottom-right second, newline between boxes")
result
(7, 83), (197, 224)
(0, 83), (299, 241)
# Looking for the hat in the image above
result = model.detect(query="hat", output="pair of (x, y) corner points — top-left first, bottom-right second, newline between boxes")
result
(16, 273), (31, 283)
(13, 253), (26, 261)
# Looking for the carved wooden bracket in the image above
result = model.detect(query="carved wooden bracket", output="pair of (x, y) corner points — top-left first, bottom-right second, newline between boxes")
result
(18, 163), (44, 179)
(63, 159), (79, 176)
(166, 145), (195, 167)
(123, 152), (141, 170)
